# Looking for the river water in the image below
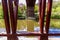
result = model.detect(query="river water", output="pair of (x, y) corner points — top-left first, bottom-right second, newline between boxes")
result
(0, 27), (60, 37)
(0, 28), (60, 40)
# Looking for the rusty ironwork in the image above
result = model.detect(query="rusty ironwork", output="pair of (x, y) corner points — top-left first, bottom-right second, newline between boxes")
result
(2, 0), (10, 34)
(1, 0), (59, 40)
(1, 33), (60, 36)
(39, 0), (42, 40)
(45, 0), (53, 40)
(45, 0), (53, 34)
(39, 0), (42, 18)
(40, 0), (46, 34)
(8, 0), (15, 34)
(39, 0), (46, 40)
(2, 0), (11, 40)
(8, 0), (18, 40)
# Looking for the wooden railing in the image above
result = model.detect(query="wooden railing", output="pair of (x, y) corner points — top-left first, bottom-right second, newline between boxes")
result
(1, 0), (60, 40)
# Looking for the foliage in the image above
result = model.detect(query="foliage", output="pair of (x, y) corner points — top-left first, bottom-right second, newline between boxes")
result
(18, 5), (26, 19)
(0, 5), (4, 19)
(50, 19), (60, 28)
(51, 2), (60, 19)
(34, 4), (38, 13)
(0, 19), (39, 29)
(0, 1), (60, 28)
(0, 1), (60, 19)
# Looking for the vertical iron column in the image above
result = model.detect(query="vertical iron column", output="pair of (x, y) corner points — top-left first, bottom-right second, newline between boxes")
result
(2, 0), (11, 40)
(40, 0), (46, 34)
(8, 0), (18, 40)
(14, 0), (18, 28)
(39, 0), (42, 40)
(45, 0), (53, 40)
(39, 0), (46, 40)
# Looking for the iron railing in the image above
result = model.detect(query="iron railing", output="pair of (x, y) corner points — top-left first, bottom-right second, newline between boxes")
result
(0, 0), (60, 40)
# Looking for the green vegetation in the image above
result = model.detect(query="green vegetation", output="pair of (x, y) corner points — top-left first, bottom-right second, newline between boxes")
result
(0, 19), (60, 29)
(0, 1), (60, 29)
(0, 5), (4, 19)
(0, 19), (39, 30)
(50, 19), (60, 28)
(51, 2), (60, 19)
(0, 19), (5, 28)
(0, 1), (60, 19)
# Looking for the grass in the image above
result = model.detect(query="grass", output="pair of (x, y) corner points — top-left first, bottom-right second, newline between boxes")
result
(50, 19), (60, 28)
(17, 19), (39, 30)
(0, 19), (39, 30)
(0, 19), (60, 30)
(0, 19), (5, 28)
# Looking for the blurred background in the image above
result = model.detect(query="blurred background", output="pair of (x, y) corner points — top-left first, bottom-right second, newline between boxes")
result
(0, 0), (60, 33)
(0, 0), (60, 40)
